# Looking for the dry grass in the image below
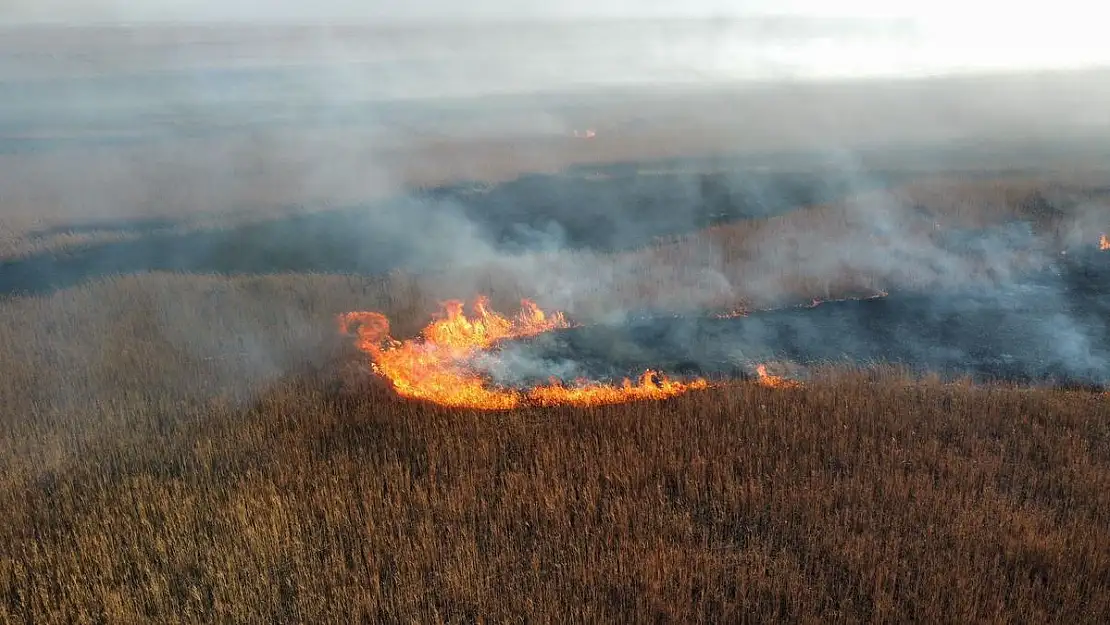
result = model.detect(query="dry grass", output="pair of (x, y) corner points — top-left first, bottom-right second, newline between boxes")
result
(7, 42), (1110, 621)
(1, 262), (1109, 621)
(2, 360), (1109, 622)
(2, 166), (1110, 621)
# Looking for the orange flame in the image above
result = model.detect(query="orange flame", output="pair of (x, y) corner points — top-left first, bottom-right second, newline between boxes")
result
(755, 364), (801, 389)
(714, 307), (749, 319)
(339, 298), (707, 410)
(1100, 234), (1109, 251)
(529, 370), (707, 407)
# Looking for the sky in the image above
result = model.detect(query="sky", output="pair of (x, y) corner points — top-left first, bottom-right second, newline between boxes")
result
(0, 1), (1095, 25)
(0, 1), (1106, 80)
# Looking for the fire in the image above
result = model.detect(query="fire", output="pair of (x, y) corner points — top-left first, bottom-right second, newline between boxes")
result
(807, 290), (889, 309)
(755, 364), (801, 389)
(1100, 234), (1109, 251)
(529, 370), (708, 407)
(714, 307), (749, 319)
(339, 298), (707, 410)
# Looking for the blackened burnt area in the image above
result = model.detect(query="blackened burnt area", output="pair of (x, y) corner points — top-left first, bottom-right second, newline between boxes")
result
(424, 164), (904, 252)
(0, 160), (900, 296)
(25, 217), (182, 240)
(491, 253), (1110, 389)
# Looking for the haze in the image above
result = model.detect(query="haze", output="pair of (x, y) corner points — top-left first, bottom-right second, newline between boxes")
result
(0, 12), (1105, 101)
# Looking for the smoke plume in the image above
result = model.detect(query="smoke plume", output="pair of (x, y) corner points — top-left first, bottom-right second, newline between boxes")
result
(4, 5), (1110, 405)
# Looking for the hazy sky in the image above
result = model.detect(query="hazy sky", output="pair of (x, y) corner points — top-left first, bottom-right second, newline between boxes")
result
(0, 1), (1094, 25)
(1, 1), (1106, 79)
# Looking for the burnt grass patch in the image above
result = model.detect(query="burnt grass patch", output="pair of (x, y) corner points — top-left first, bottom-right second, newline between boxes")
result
(0, 157), (913, 296)
(493, 250), (1110, 389)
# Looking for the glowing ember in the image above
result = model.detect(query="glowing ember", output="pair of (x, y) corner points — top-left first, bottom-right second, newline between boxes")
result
(340, 298), (707, 409)
(755, 364), (801, 389)
(715, 307), (749, 319)
(1100, 234), (1109, 251)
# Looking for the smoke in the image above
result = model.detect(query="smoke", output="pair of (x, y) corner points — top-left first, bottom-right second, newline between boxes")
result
(485, 267), (1110, 388)
(5, 5), (1110, 412)
(459, 147), (1110, 387)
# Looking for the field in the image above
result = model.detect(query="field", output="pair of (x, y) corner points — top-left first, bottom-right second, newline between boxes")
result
(5, 360), (1110, 622)
(3, 26), (1110, 622)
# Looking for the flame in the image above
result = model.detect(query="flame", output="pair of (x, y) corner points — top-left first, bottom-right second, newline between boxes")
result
(717, 290), (887, 317)
(755, 364), (801, 389)
(715, 307), (749, 319)
(340, 298), (707, 410)
(1100, 234), (1109, 251)
(529, 370), (708, 407)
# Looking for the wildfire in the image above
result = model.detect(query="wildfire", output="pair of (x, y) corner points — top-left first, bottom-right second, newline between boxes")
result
(529, 370), (708, 407)
(339, 297), (707, 410)
(755, 364), (801, 389)
(717, 290), (887, 317)
(1100, 234), (1109, 251)
(714, 307), (749, 319)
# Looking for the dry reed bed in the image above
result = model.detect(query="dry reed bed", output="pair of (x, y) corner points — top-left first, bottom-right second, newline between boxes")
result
(1, 175), (1109, 621)
(2, 367), (1109, 622)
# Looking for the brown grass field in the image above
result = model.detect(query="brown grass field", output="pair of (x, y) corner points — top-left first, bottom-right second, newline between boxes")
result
(3, 43), (1110, 620)
(5, 359), (1110, 623)
(3, 174), (1110, 622)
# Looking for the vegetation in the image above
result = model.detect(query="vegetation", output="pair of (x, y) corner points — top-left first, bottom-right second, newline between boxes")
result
(3, 360), (1109, 622)
(2, 170), (1110, 621)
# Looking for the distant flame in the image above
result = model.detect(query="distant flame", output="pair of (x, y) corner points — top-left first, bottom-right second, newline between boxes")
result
(719, 290), (887, 317)
(340, 298), (707, 410)
(755, 364), (801, 389)
(714, 308), (749, 319)
(1100, 234), (1109, 251)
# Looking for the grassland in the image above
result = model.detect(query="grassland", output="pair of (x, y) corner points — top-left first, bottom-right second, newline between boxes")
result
(3, 47), (1110, 619)
(4, 352), (1109, 622)
(3, 170), (1110, 621)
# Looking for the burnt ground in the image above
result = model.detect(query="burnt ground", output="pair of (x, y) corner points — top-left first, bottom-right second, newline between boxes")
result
(489, 250), (1110, 388)
(0, 157), (911, 296)
(2, 138), (1099, 299)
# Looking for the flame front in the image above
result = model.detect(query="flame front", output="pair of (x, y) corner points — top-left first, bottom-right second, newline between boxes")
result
(1100, 234), (1109, 251)
(755, 364), (801, 389)
(340, 298), (707, 409)
(529, 370), (708, 407)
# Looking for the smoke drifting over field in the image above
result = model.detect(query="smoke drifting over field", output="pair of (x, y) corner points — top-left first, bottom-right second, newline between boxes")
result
(3, 6), (1110, 401)
(8, 13), (1110, 625)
